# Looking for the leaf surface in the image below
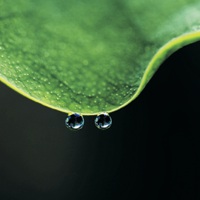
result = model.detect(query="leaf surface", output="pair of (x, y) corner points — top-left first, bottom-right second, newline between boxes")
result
(0, 0), (200, 115)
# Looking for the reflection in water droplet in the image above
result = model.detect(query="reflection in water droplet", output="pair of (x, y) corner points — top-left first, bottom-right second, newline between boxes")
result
(65, 113), (84, 130)
(94, 113), (112, 130)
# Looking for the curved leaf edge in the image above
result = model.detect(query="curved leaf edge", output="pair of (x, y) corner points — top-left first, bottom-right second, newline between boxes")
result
(108, 31), (200, 114)
(1, 31), (200, 116)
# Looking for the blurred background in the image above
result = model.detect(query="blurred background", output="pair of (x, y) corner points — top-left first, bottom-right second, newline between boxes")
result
(0, 42), (200, 200)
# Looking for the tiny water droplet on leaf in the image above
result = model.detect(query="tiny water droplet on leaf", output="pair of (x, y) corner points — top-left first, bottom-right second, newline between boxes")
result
(94, 113), (112, 130)
(65, 113), (84, 130)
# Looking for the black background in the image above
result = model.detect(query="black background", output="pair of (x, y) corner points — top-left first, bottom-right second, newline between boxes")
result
(0, 42), (200, 200)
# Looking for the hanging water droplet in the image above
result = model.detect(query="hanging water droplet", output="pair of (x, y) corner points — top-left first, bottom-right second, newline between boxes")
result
(65, 113), (84, 130)
(94, 113), (112, 130)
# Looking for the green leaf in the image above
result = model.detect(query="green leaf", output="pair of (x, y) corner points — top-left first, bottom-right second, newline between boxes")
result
(0, 0), (200, 115)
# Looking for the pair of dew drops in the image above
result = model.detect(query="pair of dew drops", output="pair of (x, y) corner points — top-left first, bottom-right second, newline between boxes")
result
(65, 113), (112, 130)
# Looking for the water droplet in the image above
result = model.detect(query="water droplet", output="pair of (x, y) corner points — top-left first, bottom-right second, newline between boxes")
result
(65, 113), (84, 130)
(94, 113), (112, 130)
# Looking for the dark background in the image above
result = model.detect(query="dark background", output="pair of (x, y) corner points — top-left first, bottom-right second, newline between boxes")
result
(0, 42), (200, 200)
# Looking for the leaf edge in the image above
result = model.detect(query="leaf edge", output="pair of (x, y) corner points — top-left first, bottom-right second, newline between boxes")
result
(1, 31), (200, 115)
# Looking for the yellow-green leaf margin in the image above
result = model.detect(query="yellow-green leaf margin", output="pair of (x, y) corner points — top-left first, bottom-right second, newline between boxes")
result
(0, 0), (200, 115)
